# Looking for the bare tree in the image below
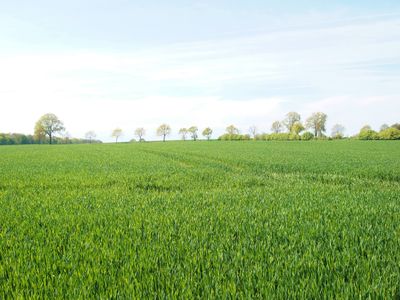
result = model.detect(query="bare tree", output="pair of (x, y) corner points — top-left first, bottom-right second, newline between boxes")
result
(179, 128), (189, 141)
(188, 126), (198, 141)
(134, 128), (146, 142)
(331, 124), (345, 138)
(283, 112), (301, 132)
(34, 113), (65, 144)
(157, 124), (171, 142)
(306, 112), (327, 138)
(249, 126), (257, 139)
(271, 121), (283, 133)
(202, 127), (213, 140)
(85, 131), (96, 143)
(112, 128), (123, 143)
(226, 125), (239, 135)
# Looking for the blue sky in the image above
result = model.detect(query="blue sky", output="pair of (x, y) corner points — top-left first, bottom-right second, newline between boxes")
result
(1, 1), (399, 141)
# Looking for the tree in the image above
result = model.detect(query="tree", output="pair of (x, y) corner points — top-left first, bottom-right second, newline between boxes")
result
(157, 124), (171, 142)
(305, 112), (327, 138)
(179, 128), (189, 141)
(34, 113), (65, 144)
(379, 127), (400, 140)
(112, 128), (123, 143)
(331, 124), (345, 139)
(134, 128), (145, 142)
(291, 122), (305, 135)
(358, 128), (378, 140)
(226, 125), (239, 135)
(271, 121), (283, 133)
(249, 126), (257, 139)
(360, 125), (372, 132)
(85, 131), (96, 143)
(380, 124), (389, 132)
(188, 126), (198, 141)
(283, 112), (301, 132)
(202, 127), (213, 140)
(391, 123), (400, 130)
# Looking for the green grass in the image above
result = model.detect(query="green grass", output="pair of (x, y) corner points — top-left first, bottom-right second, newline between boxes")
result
(0, 140), (399, 298)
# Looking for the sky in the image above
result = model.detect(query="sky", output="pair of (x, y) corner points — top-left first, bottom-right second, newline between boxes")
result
(0, 0), (399, 142)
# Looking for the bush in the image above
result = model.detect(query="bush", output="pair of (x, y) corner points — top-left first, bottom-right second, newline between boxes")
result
(378, 128), (400, 140)
(218, 134), (251, 141)
(358, 129), (379, 140)
(301, 132), (314, 140)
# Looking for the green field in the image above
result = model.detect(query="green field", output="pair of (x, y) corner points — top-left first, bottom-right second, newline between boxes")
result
(0, 141), (399, 298)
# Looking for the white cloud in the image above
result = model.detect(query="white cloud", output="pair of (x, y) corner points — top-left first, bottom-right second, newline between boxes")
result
(0, 12), (399, 140)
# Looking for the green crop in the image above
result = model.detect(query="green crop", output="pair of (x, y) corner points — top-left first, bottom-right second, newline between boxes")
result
(0, 140), (399, 298)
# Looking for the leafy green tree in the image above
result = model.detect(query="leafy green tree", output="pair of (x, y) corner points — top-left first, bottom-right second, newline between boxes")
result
(202, 127), (213, 140)
(34, 113), (65, 144)
(378, 127), (400, 140)
(179, 128), (188, 141)
(391, 123), (400, 130)
(380, 124), (389, 132)
(188, 126), (198, 141)
(283, 112), (301, 133)
(157, 124), (171, 142)
(306, 112), (327, 138)
(291, 122), (305, 135)
(358, 126), (378, 140)
(112, 128), (123, 143)
(226, 125), (239, 135)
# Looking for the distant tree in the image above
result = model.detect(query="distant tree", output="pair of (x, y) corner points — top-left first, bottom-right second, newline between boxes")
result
(271, 121), (283, 133)
(112, 128), (123, 143)
(291, 122), (305, 135)
(358, 127), (379, 140)
(85, 131), (96, 143)
(360, 125), (372, 132)
(157, 124), (171, 142)
(331, 124), (345, 139)
(188, 126), (198, 141)
(379, 127), (400, 140)
(283, 112), (301, 133)
(34, 113), (65, 144)
(62, 131), (72, 144)
(134, 128), (145, 142)
(306, 112), (327, 138)
(202, 127), (213, 140)
(179, 128), (189, 141)
(226, 125), (239, 135)
(391, 123), (400, 130)
(249, 126), (257, 139)
(380, 124), (389, 132)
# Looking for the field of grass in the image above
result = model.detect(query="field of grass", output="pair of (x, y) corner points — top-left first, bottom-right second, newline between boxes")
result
(0, 140), (399, 298)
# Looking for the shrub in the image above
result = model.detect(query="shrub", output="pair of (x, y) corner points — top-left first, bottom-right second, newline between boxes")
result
(378, 128), (400, 140)
(301, 132), (314, 140)
(358, 129), (379, 140)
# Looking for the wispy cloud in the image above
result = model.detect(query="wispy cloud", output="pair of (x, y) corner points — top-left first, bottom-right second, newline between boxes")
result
(0, 11), (399, 140)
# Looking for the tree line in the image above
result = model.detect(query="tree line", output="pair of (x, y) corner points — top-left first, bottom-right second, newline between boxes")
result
(1, 112), (399, 145)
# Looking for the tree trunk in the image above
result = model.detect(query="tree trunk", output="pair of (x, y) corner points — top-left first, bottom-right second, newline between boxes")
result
(49, 134), (52, 144)
(163, 135), (166, 142)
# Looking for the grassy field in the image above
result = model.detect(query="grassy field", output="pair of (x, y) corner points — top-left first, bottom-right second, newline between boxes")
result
(0, 140), (399, 298)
